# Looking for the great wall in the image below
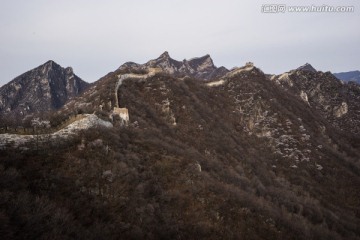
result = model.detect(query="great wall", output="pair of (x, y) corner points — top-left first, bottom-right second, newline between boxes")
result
(112, 68), (160, 123)
(0, 114), (113, 149)
(0, 68), (162, 149)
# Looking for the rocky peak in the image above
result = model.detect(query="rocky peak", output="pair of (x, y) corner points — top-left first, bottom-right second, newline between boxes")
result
(154, 51), (180, 66)
(44, 60), (55, 67)
(187, 54), (216, 72)
(40, 60), (55, 73)
(42, 59), (61, 69)
(0, 61), (89, 116)
(158, 51), (170, 60)
(118, 52), (228, 80)
(296, 63), (317, 73)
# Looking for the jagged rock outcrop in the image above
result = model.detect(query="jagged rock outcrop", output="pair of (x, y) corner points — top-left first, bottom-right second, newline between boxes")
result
(270, 64), (360, 134)
(119, 51), (229, 80)
(0, 60), (88, 117)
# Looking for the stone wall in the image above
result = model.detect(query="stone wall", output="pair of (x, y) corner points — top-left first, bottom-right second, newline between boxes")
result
(113, 107), (129, 122)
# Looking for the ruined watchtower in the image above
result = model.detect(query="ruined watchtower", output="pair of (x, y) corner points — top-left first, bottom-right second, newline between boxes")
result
(113, 107), (129, 122)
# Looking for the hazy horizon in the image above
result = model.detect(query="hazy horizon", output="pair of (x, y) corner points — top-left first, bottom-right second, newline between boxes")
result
(1, 0), (359, 85)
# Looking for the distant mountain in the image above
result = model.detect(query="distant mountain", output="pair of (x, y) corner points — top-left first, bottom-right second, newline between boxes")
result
(119, 51), (229, 80)
(334, 70), (360, 84)
(0, 60), (89, 117)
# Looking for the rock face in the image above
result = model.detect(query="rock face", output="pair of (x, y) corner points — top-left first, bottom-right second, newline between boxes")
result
(119, 51), (229, 80)
(334, 70), (360, 84)
(0, 60), (89, 117)
(270, 65), (360, 134)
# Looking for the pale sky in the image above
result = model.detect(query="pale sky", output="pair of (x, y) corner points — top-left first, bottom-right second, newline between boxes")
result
(0, 0), (359, 85)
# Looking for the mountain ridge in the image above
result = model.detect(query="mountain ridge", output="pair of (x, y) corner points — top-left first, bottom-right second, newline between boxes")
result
(0, 53), (360, 239)
(119, 51), (229, 80)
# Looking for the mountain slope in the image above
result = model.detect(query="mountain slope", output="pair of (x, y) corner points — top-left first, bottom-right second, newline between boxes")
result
(108, 63), (360, 239)
(0, 57), (359, 239)
(0, 60), (88, 117)
(271, 66), (360, 135)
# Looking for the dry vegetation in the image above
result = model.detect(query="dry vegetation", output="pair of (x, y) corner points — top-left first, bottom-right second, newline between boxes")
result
(0, 69), (359, 239)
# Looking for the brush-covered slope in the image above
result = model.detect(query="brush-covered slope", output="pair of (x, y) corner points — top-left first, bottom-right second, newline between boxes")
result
(1, 62), (359, 239)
